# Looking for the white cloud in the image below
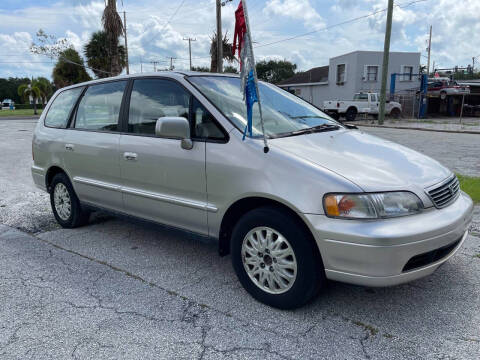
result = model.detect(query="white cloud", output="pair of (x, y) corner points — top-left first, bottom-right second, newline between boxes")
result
(1, 0), (479, 79)
(263, 0), (325, 30)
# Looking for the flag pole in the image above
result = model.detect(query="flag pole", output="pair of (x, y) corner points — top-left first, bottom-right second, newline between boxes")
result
(240, 0), (269, 153)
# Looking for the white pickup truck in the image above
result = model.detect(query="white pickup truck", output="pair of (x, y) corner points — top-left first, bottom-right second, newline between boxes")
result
(323, 92), (402, 121)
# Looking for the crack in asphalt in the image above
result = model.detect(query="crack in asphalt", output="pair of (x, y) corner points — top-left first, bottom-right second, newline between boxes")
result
(2, 223), (480, 359)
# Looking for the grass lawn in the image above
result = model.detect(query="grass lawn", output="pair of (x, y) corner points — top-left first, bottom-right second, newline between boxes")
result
(457, 174), (480, 204)
(0, 109), (42, 117)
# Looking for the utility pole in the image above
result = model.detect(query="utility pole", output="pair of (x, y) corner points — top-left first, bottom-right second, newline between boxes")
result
(123, 11), (130, 74)
(167, 57), (176, 71)
(378, 0), (394, 125)
(426, 25), (432, 76)
(473, 57), (476, 72)
(216, 0), (223, 73)
(183, 37), (197, 71)
(140, 56), (143, 73)
(150, 61), (160, 72)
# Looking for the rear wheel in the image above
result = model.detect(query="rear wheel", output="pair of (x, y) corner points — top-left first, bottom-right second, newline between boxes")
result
(50, 173), (90, 228)
(440, 91), (447, 100)
(231, 206), (325, 309)
(390, 107), (401, 119)
(345, 107), (357, 122)
(329, 112), (340, 121)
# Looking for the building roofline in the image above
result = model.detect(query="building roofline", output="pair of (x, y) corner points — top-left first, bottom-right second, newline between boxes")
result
(278, 81), (328, 87)
(330, 50), (421, 60)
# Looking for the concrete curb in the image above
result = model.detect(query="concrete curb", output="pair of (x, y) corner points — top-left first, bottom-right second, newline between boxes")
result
(357, 123), (480, 135)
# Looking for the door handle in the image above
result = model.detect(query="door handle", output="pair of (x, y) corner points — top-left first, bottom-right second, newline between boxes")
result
(65, 144), (74, 151)
(123, 152), (138, 161)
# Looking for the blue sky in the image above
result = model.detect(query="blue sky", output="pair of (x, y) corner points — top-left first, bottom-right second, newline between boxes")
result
(0, 0), (478, 79)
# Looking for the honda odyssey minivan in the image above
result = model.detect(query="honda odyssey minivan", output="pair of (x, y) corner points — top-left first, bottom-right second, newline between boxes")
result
(32, 72), (473, 309)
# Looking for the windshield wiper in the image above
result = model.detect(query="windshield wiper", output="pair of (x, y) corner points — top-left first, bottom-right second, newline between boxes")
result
(273, 124), (341, 138)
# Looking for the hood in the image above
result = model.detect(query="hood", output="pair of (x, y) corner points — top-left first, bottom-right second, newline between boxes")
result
(271, 129), (452, 192)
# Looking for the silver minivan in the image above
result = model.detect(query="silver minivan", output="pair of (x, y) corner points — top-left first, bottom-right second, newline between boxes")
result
(32, 72), (473, 309)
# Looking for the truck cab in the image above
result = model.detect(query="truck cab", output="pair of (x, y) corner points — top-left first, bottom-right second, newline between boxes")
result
(323, 92), (402, 121)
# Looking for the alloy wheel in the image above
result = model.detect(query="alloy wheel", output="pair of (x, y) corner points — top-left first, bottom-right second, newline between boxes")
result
(241, 226), (297, 294)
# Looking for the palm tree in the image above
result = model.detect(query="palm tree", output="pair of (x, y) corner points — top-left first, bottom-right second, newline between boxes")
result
(18, 80), (42, 115)
(84, 31), (126, 79)
(102, 0), (124, 76)
(35, 77), (53, 105)
(210, 32), (235, 73)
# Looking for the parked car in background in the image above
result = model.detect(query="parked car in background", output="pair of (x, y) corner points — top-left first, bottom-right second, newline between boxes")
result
(32, 72), (473, 309)
(1, 99), (15, 110)
(323, 92), (402, 121)
(428, 78), (470, 100)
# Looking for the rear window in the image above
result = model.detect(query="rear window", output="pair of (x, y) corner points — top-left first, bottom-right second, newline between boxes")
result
(44, 87), (83, 128)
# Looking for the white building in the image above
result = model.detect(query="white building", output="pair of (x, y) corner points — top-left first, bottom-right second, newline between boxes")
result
(278, 50), (421, 108)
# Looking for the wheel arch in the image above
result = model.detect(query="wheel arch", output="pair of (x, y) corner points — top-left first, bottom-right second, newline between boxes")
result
(346, 106), (358, 114)
(218, 196), (322, 263)
(45, 165), (69, 192)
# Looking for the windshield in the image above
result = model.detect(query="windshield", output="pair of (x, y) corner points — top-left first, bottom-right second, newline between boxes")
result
(188, 76), (340, 138)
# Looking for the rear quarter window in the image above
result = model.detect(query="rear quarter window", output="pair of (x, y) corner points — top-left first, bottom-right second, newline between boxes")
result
(44, 87), (84, 128)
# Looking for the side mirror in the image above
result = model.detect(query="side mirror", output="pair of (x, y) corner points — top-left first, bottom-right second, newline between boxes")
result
(155, 117), (193, 150)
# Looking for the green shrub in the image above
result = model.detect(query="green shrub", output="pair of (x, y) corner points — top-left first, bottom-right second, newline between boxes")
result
(12, 103), (45, 110)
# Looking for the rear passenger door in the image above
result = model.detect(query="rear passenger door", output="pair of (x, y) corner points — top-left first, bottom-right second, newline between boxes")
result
(119, 78), (225, 235)
(63, 81), (127, 211)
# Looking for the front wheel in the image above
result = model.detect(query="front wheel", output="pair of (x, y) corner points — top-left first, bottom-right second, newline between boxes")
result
(231, 207), (325, 309)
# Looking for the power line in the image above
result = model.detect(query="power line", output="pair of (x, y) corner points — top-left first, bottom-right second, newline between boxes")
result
(254, 0), (428, 49)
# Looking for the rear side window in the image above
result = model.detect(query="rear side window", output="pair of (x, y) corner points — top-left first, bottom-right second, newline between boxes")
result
(44, 87), (83, 128)
(75, 81), (126, 132)
(128, 79), (190, 136)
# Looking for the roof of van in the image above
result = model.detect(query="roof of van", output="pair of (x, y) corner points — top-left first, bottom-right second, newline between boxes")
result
(58, 71), (240, 92)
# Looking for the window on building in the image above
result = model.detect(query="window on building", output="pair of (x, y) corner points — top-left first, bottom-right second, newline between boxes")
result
(366, 65), (378, 81)
(337, 64), (346, 84)
(402, 66), (414, 81)
(74, 81), (127, 131)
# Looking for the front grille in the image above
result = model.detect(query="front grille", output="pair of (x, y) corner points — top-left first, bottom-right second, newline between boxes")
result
(402, 239), (461, 272)
(427, 175), (460, 208)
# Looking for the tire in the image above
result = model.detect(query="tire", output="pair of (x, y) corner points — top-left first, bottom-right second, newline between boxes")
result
(440, 91), (447, 100)
(50, 173), (90, 228)
(345, 107), (357, 122)
(231, 206), (325, 309)
(329, 112), (340, 121)
(390, 107), (401, 119)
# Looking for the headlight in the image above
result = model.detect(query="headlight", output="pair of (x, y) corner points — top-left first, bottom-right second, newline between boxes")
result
(323, 192), (423, 219)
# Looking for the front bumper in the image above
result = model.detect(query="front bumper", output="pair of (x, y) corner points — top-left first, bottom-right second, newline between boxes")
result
(305, 192), (474, 287)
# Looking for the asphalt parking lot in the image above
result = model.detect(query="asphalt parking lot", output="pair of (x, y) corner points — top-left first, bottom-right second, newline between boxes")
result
(1, 119), (479, 359)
